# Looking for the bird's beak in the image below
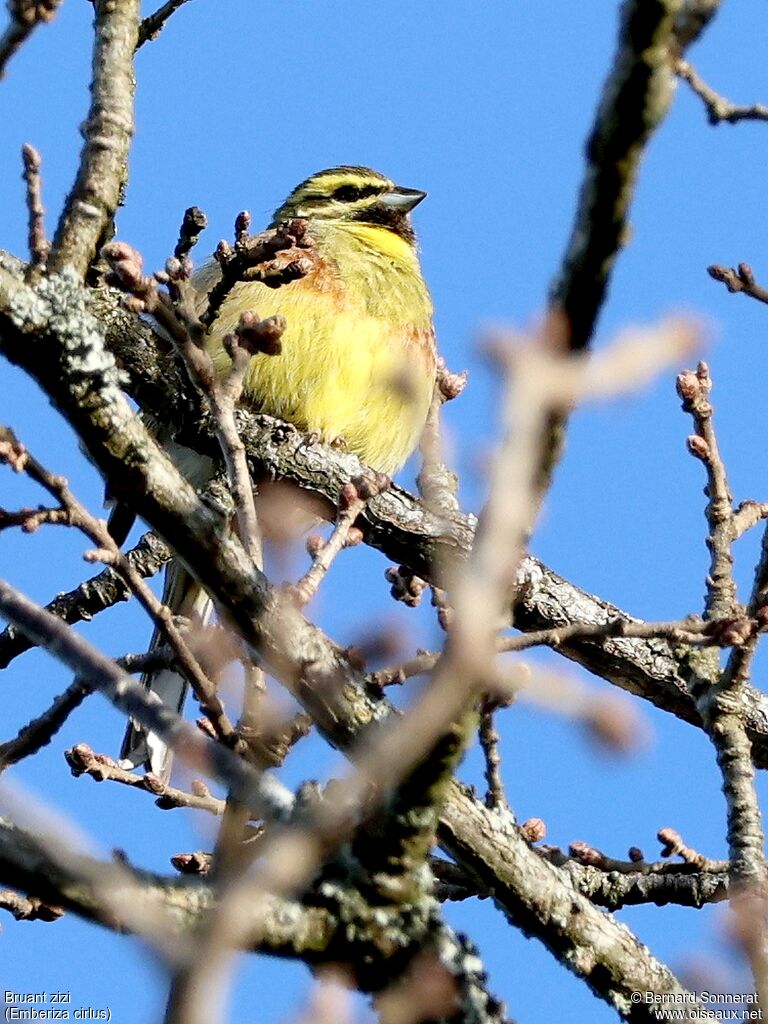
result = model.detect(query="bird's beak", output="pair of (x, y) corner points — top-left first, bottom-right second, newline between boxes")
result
(380, 185), (427, 212)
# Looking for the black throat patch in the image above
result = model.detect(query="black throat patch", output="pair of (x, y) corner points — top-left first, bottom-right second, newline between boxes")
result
(351, 202), (415, 244)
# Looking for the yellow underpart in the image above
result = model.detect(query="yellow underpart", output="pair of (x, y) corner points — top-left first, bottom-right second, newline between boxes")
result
(199, 218), (435, 475)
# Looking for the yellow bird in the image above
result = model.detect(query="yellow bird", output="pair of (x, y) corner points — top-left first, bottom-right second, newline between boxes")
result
(120, 166), (437, 777)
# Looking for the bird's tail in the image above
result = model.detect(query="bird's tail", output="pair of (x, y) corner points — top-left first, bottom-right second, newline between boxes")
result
(119, 559), (213, 783)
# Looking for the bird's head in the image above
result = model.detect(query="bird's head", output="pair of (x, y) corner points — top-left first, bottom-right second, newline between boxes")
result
(271, 166), (426, 244)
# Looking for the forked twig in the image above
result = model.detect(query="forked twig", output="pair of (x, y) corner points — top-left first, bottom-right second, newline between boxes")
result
(677, 59), (768, 125)
(292, 475), (388, 607)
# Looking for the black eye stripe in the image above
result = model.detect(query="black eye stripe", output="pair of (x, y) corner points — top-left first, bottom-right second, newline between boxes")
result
(333, 183), (382, 202)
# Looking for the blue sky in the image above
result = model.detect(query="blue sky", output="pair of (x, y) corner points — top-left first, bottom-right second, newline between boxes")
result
(3, 1), (768, 1020)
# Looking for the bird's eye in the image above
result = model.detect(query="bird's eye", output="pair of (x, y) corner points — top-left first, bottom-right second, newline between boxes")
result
(333, 185), (362, 202)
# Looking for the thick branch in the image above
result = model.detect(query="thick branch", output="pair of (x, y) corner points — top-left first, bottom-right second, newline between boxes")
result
(0, 816), (333, 955)
(48, 0), (139, 276)
(0, 259), (727, 1019)
(9, 286), (768, 774)
(438, 785), (707, 1021)
(549, 0), (679, 351)
(435, 851), (729, 912)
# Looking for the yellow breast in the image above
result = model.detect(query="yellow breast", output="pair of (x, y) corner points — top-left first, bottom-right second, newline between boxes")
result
(200, 220), (436, 475)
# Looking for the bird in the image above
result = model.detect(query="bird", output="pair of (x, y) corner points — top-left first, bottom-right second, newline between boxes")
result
(119, 165), (437, 779)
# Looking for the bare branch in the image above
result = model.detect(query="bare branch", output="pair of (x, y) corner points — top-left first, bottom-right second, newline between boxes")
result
(549, 0), (679, 352)
(0, 577), (294, 823)
(676, 365), (768, 1004)
(0, 816), (332, 952)
(478, 708), (506, 810)
(137, 0), (192, 48)
(677, 362), (738, 620)
(293, 475), (386, 607)
(0, 679), (89, 771)
(677, 59), (768, 125)
(0, 888), (63, 922)
(0, 530), (171, 669)
(0, 0), (60, 80)
(371, 616), (714, 688)
(203, 218), (315, 328)
(416, 359), (464, 519)
(65, 743), (226, 816)
(21, 143), (49, 271)
(49, 0), (139, 277)
(708, 261), (768, 307)
(438, 784), (708, 1020)
(733, 501), (768, 541)
(0, 425), (239, 752)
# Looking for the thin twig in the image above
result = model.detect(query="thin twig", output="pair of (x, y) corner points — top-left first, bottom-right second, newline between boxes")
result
(478, 708), (506, 809)
(209, 320), (275, 563)
(708, 262), (768, 307)
(0, 425), (239, 750)
(65, 743), (226, 815)
(0, 0), (60, 80)
(677, 59), (768, 125)
(677, 365), (768, 1006)
(677, 362), (738, 620)
(657, 827), (726, 872)
(203, 218), (315, 329)
(293, 476), (386, 607)
(137, 0), (192, 48)
(0, 679), (90, 771)
(0, 576), (294, 822)
(0, 889), (63, 922)
(416, 358), (465, 519)
(0, 649), (172, 772)
(0, 530), (171, 669)
(0, 503), (69, 530)
(21, 143), (49, 272)
(733, 501), (768, 541)
(370, 615), (714, 688)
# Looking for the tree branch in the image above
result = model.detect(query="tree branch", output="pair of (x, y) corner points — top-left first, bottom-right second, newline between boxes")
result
(0, 816), (333, 954)
(0, 530), (171, 668)
(677, 58), (768, 125)
(0, 0), (61, 80)
(137, 0), (192, 48)
(48, 0), (139, 276)
(0, 577), (294, 823)
(549, 0), (679, 352)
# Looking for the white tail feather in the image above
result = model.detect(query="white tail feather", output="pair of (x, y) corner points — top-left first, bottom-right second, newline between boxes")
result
(119, 560), (213, 782)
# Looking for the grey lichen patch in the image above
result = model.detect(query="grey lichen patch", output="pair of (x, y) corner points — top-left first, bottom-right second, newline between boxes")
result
(38, 270), (128, 398)
(8, 270), (129, 423)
